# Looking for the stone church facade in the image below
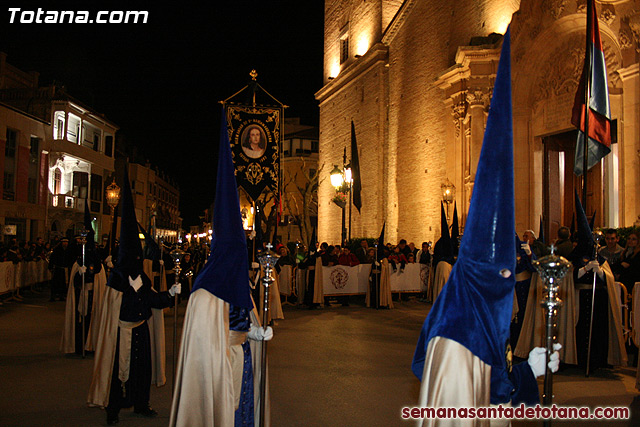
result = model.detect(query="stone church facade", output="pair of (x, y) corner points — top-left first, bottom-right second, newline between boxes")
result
(316, 0), (640, 245)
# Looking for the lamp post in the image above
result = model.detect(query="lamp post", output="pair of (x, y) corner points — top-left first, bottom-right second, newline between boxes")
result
(441, 179), (455, 220)
(330, 147), (353, 246)
(330, 164), (346, 245)
(105, 178), (121, 255)
(343, 149), (352, 242)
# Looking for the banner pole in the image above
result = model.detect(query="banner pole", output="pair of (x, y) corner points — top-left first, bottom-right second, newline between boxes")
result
(582, 0), (592, 210)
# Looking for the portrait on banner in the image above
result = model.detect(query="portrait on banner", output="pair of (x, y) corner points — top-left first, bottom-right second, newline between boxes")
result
(241, 125), (267, 159)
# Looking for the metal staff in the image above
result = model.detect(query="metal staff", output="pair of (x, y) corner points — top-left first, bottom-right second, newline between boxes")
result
(80, 229), (88, 359)
(533, 247), (571, 426)
(169, 246), (185, 384)
(257, 243), (279, 427)
(586, 230), (604, 377)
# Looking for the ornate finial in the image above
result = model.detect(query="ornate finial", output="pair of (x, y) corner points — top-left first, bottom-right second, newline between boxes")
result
(250, 69), (258, 81)
(549, 244), (556, 255)
(265, 243), (273, 251)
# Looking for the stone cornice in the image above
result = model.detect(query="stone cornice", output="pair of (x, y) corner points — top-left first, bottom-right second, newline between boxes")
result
(315, 42), (388, 104)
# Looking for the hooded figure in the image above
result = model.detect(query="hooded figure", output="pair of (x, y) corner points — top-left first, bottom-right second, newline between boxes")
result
(61, 199), (108, 354)
(431, 202), (454, 302)
(88, 166), (179, 425)
(170, 107), (272, 427)
(139, 223), (167, 293)
(571, 191), (626, 371)
(509, 235), (537, 349)
(412, 30), (557, 424)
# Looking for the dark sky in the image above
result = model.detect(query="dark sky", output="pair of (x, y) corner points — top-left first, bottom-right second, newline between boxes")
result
(0, 1), (325, 226)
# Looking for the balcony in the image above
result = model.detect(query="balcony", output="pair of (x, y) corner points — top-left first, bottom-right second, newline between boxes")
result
(51, 194), (78, 209)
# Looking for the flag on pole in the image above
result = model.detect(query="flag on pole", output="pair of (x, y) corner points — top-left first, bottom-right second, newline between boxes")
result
(572, 0), (612, 176)
(376, 222), (385, 261)
(350, 121), (362, 213)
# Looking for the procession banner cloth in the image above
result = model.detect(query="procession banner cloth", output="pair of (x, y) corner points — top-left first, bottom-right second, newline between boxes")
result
(321, 263), (424, 295)
(278, 265), (293, 296)
(226, 105), (281, 202)
(0, 261), (14, 293)
(321, 264), (371, 295)
(388, 263), (423, 292)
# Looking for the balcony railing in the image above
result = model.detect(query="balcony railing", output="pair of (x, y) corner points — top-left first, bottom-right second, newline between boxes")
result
(51, 194), (78, 209)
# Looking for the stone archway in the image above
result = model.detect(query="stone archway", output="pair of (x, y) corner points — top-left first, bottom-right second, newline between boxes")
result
(511, 9), (625, 233)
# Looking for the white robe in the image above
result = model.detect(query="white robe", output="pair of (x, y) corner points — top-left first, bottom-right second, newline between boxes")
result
(170, 289), (270, 427)
(60, 262), (108, 353)
(418, 337), (508, 427)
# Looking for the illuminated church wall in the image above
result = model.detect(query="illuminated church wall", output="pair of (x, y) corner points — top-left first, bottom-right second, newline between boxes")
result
(317, 0), (640, 246)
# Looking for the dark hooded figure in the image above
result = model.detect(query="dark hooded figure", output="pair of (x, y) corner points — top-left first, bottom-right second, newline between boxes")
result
(412, 29), (558, 410)
(87, 166), (181, 425)
(431, 202), (455, 301)
(48, 237), (74, 301)
(570, 191), (627, 372)
(61, 199), (107, 355)
(510, 234), (537, 349)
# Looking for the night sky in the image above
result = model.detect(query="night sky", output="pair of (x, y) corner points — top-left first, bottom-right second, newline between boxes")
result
(0, 1), (325, 226)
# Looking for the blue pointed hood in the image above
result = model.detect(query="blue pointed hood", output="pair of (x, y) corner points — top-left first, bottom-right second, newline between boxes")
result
(138, 222), (160, 262)
(114, 166), (144, 278)
(191, 107), (252, 309)
(413, 29), (516, 404)
(433, 202), (454, 265)
(569, 191), (594, 266)
(308, 227), (317, 254)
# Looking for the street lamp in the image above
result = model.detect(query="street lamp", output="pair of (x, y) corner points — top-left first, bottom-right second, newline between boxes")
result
(105, 178), (121, 255)
(330, 164), (346, 245)
(441, 178), (455, 220)
(330, 165), (344, 189)
(106, 178), (121, 212)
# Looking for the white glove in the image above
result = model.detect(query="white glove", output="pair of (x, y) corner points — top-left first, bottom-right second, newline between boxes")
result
(251, 262), (260, 269)
(129, 275), (143, 292)
(107, 261), (114, 268)
(375, 261), (380, 267)
(528, 343), (562, 378)
(79, 265), (87, 274)
(520, 243), (532, 256)
(579, 260), (603, 279)
(585, 260), (601, 273)
(248, 325), (273, 341)
(249, 230), (256, 240)
(105, 255), (112, 264)
(169, 283), (182, 296)
(159, 259), (164, 266)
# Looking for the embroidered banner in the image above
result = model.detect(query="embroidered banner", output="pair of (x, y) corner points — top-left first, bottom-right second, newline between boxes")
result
(226, 105), (281, 202)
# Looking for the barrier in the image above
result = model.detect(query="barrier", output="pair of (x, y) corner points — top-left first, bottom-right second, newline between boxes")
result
(278, 265), (294, 296)
(0, 260), (51, 295)
(318, 263), (425, 296)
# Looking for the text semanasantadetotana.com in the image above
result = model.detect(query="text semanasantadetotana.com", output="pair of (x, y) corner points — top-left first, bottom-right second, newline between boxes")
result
(401, 404), (629, 420)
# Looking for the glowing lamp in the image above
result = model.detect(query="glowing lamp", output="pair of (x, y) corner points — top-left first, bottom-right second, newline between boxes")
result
(105, 178), (121, 211)
(330, 165), (344, 189)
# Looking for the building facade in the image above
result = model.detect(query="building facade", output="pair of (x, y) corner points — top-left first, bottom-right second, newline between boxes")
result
(316, 0), (640, 245)
(0, 54), (183, 245)
(128, 162), (182, 243)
